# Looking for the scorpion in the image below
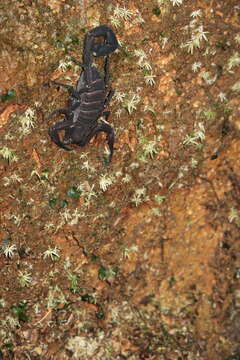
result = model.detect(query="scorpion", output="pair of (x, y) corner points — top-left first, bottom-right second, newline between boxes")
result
(48, 25), (119, 162)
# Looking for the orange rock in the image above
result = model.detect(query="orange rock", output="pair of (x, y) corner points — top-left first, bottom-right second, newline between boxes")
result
(0, 104), (26, 129)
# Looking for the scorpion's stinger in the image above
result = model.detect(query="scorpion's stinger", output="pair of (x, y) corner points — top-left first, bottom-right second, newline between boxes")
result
(88, 25), (119, 57)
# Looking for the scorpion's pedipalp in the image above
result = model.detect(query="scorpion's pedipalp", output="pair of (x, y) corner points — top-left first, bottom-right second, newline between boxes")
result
(48, 119), (73, 151)
(88, 25), (119, 57)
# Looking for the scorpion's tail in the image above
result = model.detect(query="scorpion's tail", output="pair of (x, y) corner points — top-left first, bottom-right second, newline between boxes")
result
(83, 25), (118, 64)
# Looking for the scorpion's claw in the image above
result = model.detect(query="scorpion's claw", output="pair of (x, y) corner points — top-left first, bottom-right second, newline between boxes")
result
(88, 25), (119, 57)
(48, 126), (73, 151)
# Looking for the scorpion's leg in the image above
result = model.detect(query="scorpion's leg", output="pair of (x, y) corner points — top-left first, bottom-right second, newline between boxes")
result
(104, 90), (115, 108)
(102, 111), (110, 121)
(103, 56), (115, 107)
(49, 119), (74, 151)
(74, 116), (114, 161)
(89, 25), (119, 57)
(104, 55), (110, 86)
(96, 118), (115, 162)
(50, 80), (89, 99)
(47, 108), (70, 120)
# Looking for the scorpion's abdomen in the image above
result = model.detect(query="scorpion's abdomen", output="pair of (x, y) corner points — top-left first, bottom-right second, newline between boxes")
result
(84, 90), (105, 102)
(80, 100), (103, 111)
(78, 105), (104, 122)
(74, 66), (106, 121)
(77, 90), (106, 122)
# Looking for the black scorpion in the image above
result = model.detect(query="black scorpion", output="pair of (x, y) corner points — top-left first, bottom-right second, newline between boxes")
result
(48, 25), (119, 162)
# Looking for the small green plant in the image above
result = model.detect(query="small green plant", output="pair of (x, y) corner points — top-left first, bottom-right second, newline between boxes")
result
(182, 25), (209, 54)
(98, 266), (118, 281)
(203, 109), (216, 121)
(18, 271), (32, 287)
(5, 315), (19, 328)
(3, 244), (17, 258)
(123, 93), (141, 114)
(5, 213), (23, 226)
(191, 158), (198, 168)
(59, 208), (84, 227)
(170, 0), (183, 5)
(81, 160), (96, 173)
(114, 91), (126, 103)
(47, 285), (67, 307)
(77, 183), (97, 206)
(235, 33), (240, 44)
(95, 305), (105, 319)
(81, 293), (96, 304)
(122, 174), (132, 183)
(18, 108), (36, 135)
(190, 9), (202, 18)
(192, 61), (202, 72)
(143, 139), (159, 159)
(110, 5), (134, 27)
(66, 335), (101, 358)
(58, 56), (73, 71)
(201, 71), (217, 85)
(131, 188), (149, 206)
(144, 72), (156, 86)
(218, 92), (227, 102)
(1, 89), (16, 102)
(48, 197), (58, 209)
(154, 194), (166, 204)
(227, 52), (240, 71)
(12, 302), (29, 322)
(67, 273), (80, 293)
(0, 298), (6, 307)
(228, 208), (239, 223)
(161, 36), (169, 49)
(151, 207), (161, 216)
(99, 174), (114, 192)
(232, 81), (240, 92)
(183, 122), (205, 147)
(31, 169), (50, 182)
(122, 245), (138, 259)
(134, 49), (152, 70)
(115, 108), (124, 118)
(144, 104), (156, 115)
(0, 147), (18, 163)
(3, 173), (23, 187)
(43, 246), (60, 261)
(138, 137), (159, 161)
(67, 186), (80, 198)
(157, 0), (169, 6)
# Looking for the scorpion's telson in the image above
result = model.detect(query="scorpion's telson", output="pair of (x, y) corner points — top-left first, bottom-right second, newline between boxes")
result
(48, 25), (118, 162)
